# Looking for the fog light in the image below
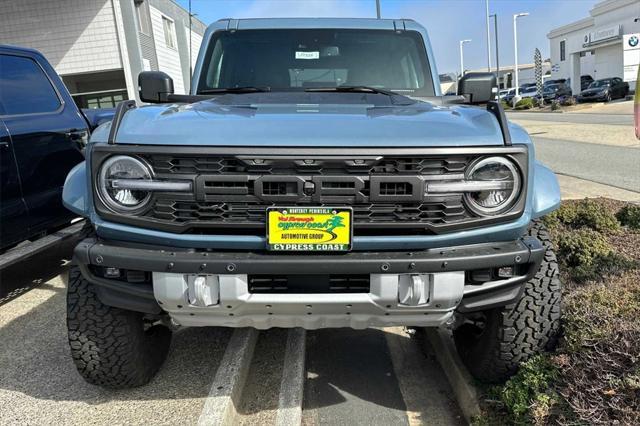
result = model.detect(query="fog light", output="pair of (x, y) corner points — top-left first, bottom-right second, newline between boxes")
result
(104, 267), (121, 278)
(498, 267), (514, 278)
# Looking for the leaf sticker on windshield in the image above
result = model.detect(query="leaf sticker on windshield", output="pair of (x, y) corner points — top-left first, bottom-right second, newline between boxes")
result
(295, 51), (319, 60)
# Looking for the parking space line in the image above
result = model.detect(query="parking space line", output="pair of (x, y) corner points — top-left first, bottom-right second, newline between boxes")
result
(424, 328), (480, 424)
(198, 328), (259, 426)
(275, 328), (306, 426)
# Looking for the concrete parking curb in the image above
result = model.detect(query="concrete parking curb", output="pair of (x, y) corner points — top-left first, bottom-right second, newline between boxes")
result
(425, 327), (481, 424)
(198, 328), (259, 426)
(275, 328), (306, 426)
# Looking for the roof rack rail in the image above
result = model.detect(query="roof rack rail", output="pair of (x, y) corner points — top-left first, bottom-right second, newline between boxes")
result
(486, 100), (512, 146)
(107, 100), (137, 145)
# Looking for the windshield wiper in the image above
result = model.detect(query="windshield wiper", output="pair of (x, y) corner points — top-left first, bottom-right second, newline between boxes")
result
(198, 86), (271, 94)
(304, 86), (415, 105)
(305, 86), (401, 96)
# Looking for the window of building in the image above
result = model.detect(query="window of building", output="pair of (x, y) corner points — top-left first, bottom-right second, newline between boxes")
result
(72, 90), (128, 109)
(135, 0), (151, 35)
(0, 54), (61, 115)
(162, 16), (176, 49)
(560, 40), (566, 61)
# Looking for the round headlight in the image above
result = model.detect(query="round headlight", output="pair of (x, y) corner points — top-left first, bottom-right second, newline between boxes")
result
(98, 155), (152, 213)
(464, 156), (521, 216)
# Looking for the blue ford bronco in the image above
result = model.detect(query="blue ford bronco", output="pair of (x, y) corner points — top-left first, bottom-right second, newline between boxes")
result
(63, 18), (562, 388)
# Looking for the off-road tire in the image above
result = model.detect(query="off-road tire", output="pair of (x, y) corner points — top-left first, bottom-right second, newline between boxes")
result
(67, 266), (172, 388)
(452, 221), (561, 383)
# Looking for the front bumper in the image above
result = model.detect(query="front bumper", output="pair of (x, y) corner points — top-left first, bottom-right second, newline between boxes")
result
(74, 237), (544, 329)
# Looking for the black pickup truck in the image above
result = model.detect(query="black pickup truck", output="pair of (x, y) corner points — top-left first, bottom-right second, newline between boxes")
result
(0, 45), (113, 250)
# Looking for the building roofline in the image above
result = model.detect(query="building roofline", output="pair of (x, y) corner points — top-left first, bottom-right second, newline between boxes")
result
(547, 17), (593, 39)
(546, 0), (638, 39)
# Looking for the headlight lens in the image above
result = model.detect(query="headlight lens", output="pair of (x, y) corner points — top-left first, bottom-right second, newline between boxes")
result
(464, 156), (521, 216)
(98, 155), (152, 213)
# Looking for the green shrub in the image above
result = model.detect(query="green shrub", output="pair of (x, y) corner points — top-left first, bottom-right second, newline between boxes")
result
(570, 252), (637, 283)
(500, 100), (511, 110)
(616, 204), (640, 229)
(561, 96), (577, 106)
(556, 229), (612, 267)
(514, 98), (534, 110)
(550, 100), (561, 111)
(493, 355), (559, 424)
(547, 199), (619, 232)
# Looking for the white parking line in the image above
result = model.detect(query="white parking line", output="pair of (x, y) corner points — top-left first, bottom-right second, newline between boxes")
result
(275, 328), (306, 426)
(198, 328), (259, 426)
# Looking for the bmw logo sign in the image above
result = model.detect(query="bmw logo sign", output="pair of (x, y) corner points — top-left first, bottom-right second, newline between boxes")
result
(629, 35), (639, 47)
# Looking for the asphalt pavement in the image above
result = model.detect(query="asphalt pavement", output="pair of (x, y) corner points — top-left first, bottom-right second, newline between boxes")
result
(508, 102), (640, 195)
(508, 111), (633, 126)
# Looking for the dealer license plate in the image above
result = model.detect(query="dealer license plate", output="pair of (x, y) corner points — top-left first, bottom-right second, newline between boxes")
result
(267, 207), (352, 251)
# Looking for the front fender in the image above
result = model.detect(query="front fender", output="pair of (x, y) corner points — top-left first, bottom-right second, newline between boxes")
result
(531, 161), (560, 219)
(63, 161), (89, 217)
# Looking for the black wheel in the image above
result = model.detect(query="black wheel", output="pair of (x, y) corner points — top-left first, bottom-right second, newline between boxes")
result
(604, 92), (611, 102)
(452, 221), (561, 383)
(67, 266), (172, 388)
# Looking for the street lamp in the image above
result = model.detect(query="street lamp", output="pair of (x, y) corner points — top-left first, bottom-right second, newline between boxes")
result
(513, 12), (529, 99)
(459, 39), (471, 78)
(490, 14), (499, 88)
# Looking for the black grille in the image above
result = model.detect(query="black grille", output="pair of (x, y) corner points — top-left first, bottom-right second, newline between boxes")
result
(248, 274), (370, 293)
(150, 199), (467, 233)
(146, 155), (470, 176)
(136, 153), (475, 234)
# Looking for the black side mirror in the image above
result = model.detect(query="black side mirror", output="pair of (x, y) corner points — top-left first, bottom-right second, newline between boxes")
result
(458, 72), (497, 104)
(139, 71), (174, 103)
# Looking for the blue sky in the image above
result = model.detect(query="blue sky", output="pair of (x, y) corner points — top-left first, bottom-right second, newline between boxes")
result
(175, 0), (600, 75)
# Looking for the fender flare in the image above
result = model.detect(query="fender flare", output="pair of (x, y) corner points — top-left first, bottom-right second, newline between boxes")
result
(531, 161), (561, 219)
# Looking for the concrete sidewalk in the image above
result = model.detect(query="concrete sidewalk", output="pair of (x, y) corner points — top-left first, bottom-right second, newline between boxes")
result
(510, 119), (638, 148)
(557, 174), (640, 202)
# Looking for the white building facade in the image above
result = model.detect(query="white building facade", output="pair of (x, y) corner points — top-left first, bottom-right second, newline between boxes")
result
(547, 0), (640, 95)
(0, 0), (206, 108)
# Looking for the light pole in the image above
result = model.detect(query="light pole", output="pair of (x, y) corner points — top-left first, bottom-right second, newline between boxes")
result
(375, 0), (381, 19)
(490, 14), (499, 87)
(459, 39), (471, 78)
(485, 0), (491, 72)
(513, 12), (529, 98)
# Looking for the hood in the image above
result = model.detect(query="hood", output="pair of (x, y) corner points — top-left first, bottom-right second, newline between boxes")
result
(111, 98), (507, 147)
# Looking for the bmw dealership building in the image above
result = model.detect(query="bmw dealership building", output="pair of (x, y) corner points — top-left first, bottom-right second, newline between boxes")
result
(547, 0), (639, 95)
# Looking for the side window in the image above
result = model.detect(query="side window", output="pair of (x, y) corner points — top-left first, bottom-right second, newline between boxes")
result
(0, 54), (61, 115)
(560, 40), (565, 62)
(162, 16), (176, 49)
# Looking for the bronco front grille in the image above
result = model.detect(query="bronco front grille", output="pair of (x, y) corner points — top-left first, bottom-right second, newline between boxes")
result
(91, 146), (528, 237)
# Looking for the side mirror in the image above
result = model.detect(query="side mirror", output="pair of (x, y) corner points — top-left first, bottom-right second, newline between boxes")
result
(139, 71), (174, 103)
(458, 72), (497, 104)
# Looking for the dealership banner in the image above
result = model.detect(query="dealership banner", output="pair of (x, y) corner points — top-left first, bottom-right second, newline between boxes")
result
(623, 33), (639, 82)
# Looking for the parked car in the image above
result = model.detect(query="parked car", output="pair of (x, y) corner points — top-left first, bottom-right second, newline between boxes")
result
(502, 88), (516, 103)
(542, 82), (572, 103)
(0, 45), (114, 250)
(544, 78), (566, 88)
(519, 86), (539, 100)
(577, 77), (629, 103)
(63, 18), (562, 389)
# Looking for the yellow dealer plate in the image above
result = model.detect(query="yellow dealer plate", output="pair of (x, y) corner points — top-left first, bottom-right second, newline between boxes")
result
(267, 207), (352, 251)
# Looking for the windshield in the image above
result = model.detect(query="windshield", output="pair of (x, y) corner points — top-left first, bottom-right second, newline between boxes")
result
(197, 29), (435, 96)
(545, 84), (559, 91)
(590, 80), (611, 88)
